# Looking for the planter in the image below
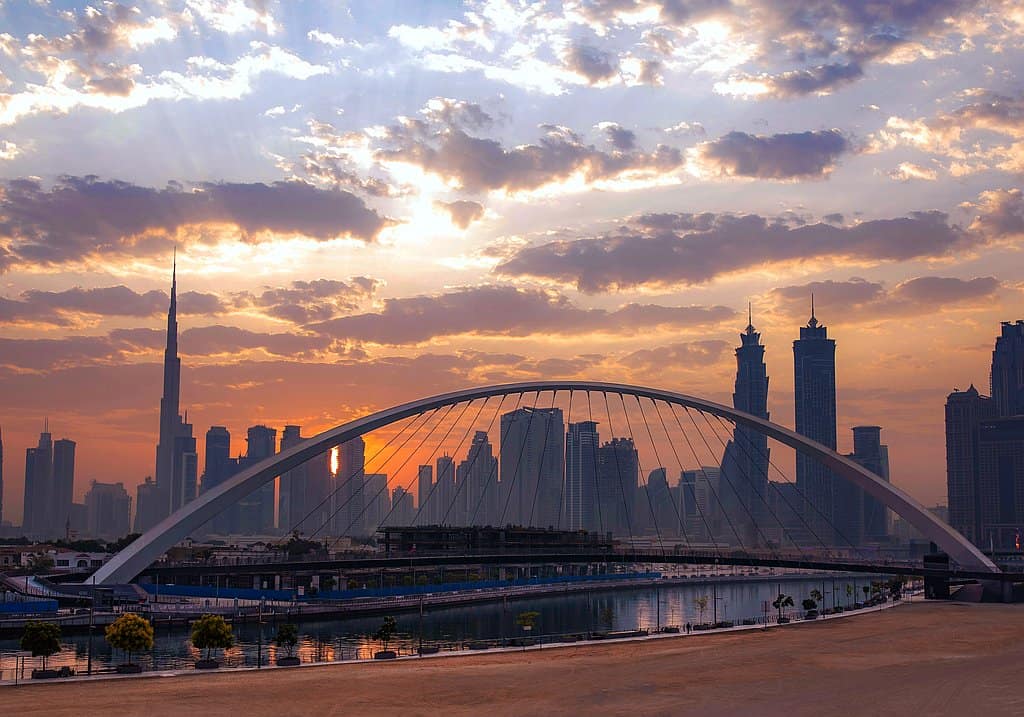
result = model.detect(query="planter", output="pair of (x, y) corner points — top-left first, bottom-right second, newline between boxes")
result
(275, 656), (301, 667)
(777, 617), (791, 624)
(468, 641), (490, 650)
(195, 659), (220, 670)
(116, 664), (143, 674)
(741, 618), (757, 626)
(661, 626), (680, 633)
(417, 646), (439, 655)
(31, 669), (60, 680)
(373, 650), (397, 660)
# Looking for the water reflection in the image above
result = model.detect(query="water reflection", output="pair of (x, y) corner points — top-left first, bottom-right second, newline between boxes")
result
(0, 576), (882, 677)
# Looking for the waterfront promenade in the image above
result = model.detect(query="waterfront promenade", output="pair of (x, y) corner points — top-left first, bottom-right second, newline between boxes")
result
(4, 601), (1022, 716)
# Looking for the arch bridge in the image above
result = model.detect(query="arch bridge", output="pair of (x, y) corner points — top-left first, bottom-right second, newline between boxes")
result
(91, 381), (1000, 585)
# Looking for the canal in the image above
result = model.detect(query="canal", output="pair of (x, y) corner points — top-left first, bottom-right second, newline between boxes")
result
(0, 574), (889, 677)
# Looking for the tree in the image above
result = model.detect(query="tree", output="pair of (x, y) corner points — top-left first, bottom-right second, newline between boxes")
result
(862, 585), (870, 601)
(809, 589), (823, 608)
(600, 606), (615, 630)
(26, 553), (55, 572)
(21, 621), (62, 670)
(106, 533), (141, 553)
(516, 611), (539, 631)
(320, 575), (336, 591)
(105, 613), (154, 666)
(772, 593), (794, 621)
(274, 623), (298, 658)
(802, 598), (817, 613)
(694, 595), (709, 624)
(375, 616), (397, 652)
(190, 614), (233, 661)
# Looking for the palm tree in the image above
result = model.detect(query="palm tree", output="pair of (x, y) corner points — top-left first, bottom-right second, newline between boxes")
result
(772, 593), (794, 622)
(845, 583), (854, 608)
(809, 588), (823, 610)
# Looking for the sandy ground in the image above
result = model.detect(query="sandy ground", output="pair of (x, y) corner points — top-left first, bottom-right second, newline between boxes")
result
(4, 601), (1023, 717)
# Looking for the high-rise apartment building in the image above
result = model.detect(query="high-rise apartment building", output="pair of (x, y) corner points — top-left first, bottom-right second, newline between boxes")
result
(363, 473), (389, 533)
(565, 421), (599, 531)
(200, 426), (235, 534)
(0, 426), (4, 527)
(389, 487), (415, 526)
(84, 481), (131, 541)
(237, 425), (276, 534)
(991, 320), (1024, 418)
(434, 455), (456, 525)
(334, 438), (365, 536)
(278, 425), (306, 533)
(947, 320), (1024, 550)
(850, 426), (890, 542)
(459, 431), (498, 526)
(51, 438), (76, 538)
(499, 407), (564, 528)
(596, 437), (638, 536)
(416, 465), (434, 525)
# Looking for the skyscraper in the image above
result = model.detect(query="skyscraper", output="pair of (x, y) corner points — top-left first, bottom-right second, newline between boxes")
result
(147, 256), (197, 531)
(793, 299), (844, 545)
(434, 455), (456, 525)
(977, 415), (1024, 549)
(389, 487), (415, 526)
(991, 320), (1024, 418)
(51, 438), (76, 538)
(84, 481), (131, 541)
(720, 306), (770, 545)
(416, 465), (433, 525)
(945, 385), (994, 545)
(499, 407), (564, 528)
(596, 437), (638, 536)
(22, 427), (52, 537)
(460, 431), (498, 526)
(565, 421), (599, 531)
(200, 426), (234, 534)
(238, 425), (276, 533)
(334, 437), (365, 536)
(363, 473), (389, 533)
(850, 426), (890, 542)
(278, 426), (305, 532)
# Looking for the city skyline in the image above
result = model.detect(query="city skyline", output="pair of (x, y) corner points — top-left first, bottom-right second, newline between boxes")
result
(2, 1), (1024, 521)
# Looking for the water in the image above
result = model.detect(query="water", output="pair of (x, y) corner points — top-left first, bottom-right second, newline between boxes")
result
(0, 575), (884, 677)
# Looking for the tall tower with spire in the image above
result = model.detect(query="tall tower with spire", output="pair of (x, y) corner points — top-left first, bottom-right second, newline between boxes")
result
(720, 303), (770, 545)
(792, 296), (852, 545)
(140, 254), (197, 531)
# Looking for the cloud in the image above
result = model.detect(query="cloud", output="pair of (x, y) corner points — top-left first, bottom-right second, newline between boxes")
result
(0, 176), (392, 271)
(964, 188), (1024, 240)
(621, 339), (732, 374)
(308, 285), (736, 344)
(376, 120), (684, 195)
(690, 130), (850, 179)
(434, 200), (486, 229)
(0, 277), (377, 327)
(564, 43), (620, 84)
(769, 276), (1003, 322)
(185, 0), (278, 35)
(0, 141), (21, 160)
(234, 277), (378, 324)
(307, 29), (346, 47)
(1, 37), (326, 127)
(887, 162), (938, 181)
(597, 122), (638, 151)
(715, 63), (864, 99)
(496, 209), (971, 292)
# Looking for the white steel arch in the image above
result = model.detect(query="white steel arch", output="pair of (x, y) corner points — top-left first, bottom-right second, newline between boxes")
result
(92, 381), (999, 584)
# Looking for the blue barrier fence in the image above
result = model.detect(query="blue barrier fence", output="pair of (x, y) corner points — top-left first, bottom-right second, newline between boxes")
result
(138, 571), (662, 603)
(0, 598), (59, 614)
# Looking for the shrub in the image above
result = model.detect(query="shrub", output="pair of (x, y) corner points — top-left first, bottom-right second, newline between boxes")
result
(274, 623), (298, 657)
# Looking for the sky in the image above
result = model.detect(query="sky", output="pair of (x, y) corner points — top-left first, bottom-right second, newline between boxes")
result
(1, 0), (1023, 524)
